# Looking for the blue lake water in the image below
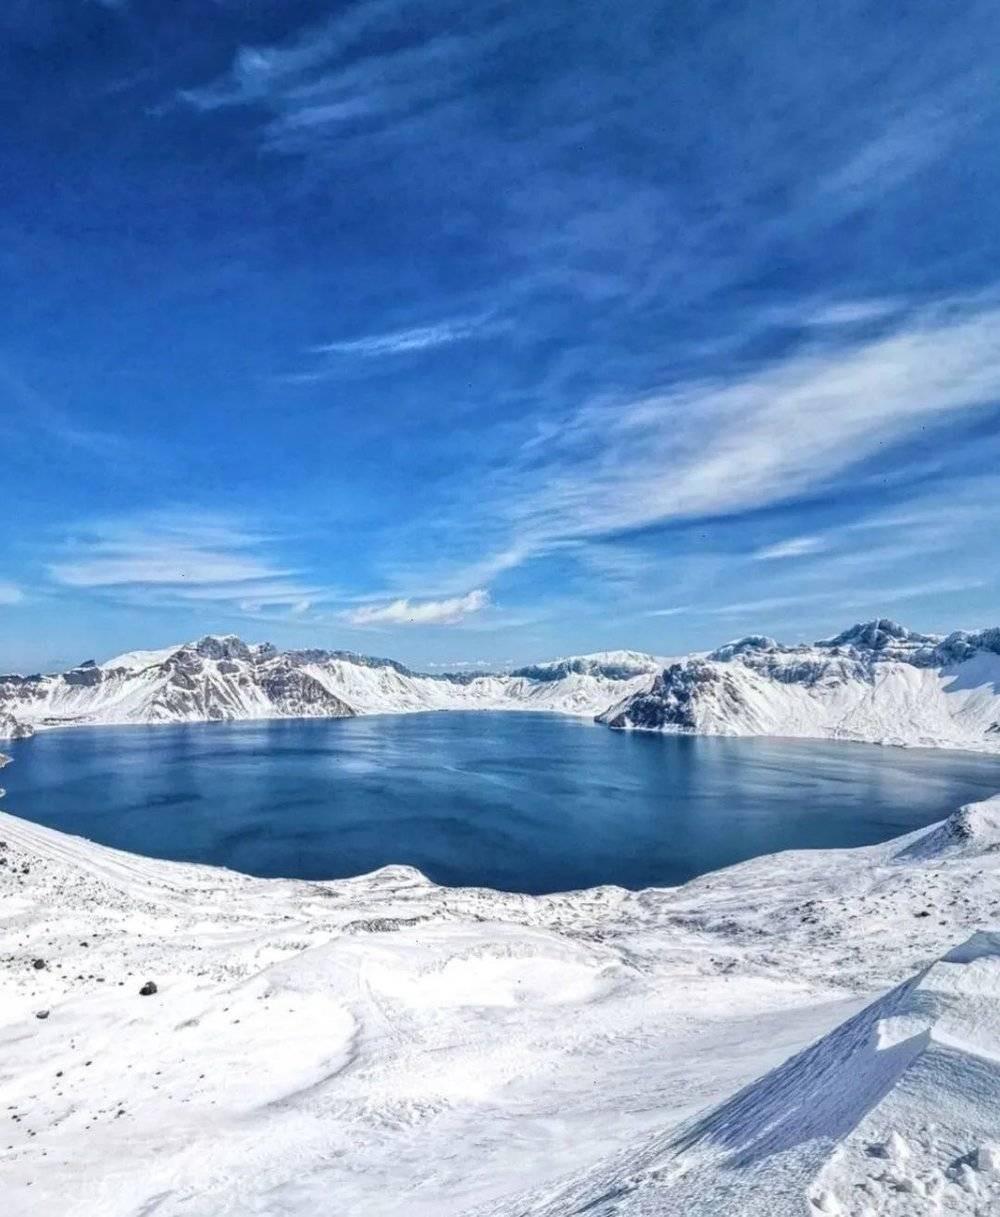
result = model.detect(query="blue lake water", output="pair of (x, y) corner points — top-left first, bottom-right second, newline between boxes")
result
(2, 712), (1000, 894)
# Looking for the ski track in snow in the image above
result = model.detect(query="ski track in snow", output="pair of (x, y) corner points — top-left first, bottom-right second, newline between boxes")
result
(3, 792), (1000, 1215)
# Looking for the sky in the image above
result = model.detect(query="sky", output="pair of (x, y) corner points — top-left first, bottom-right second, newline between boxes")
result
(3, 0), (1000, 672)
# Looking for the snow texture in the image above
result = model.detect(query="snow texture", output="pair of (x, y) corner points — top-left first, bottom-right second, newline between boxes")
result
(0, 637), (662, 731)
(3, 790), (1000, 1215)
(600, 617), (1000, 753)
(6, 619), (1000, 755)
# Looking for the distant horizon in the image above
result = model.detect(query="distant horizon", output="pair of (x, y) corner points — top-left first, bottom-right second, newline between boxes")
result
(4, 2), (1000, 673)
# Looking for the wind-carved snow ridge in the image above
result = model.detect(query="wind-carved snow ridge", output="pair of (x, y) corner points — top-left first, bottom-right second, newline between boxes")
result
(0, 636), (663, 731)
(492, 928), (1000, 1216)
(599, 617), (1000, 753)
(4, 795), (1000, 1215)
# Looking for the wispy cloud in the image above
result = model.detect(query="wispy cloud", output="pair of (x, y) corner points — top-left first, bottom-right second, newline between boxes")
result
(817, 110), (957, 215)
(364, 294), (1000, 608)
(0, 360), (130, 460)
(804, 299), (901, 328)
(709, 577), (987, 620)
(753, 536), (826, 561)
(315, 315), (496, 358)
(180, 4), (528, 157)
(0, 581), (24, 606)
(347, 588), (489, 626)
(47, 510), (328, 615)
(497, 296), (1000, 549)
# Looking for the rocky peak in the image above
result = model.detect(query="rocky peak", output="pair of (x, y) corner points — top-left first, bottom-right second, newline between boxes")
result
(708, 635), (779, 662)
(818, 619), (935, 652)
(0, 711), (34, 740)
(190, 635), (254, 662)
(931, 627), (1000, 665)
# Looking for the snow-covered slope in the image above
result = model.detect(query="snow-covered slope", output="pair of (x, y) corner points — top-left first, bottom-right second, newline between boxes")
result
(495, 935), (1000, 1217)
(0, 711), (34, 741)
(600, 618), (1000, 752)
(0, 637), (660, 730)
(3, 795), (1000, 1215)
(7, 619), (1000, 752)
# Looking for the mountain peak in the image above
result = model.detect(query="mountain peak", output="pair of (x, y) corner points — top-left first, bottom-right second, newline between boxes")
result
(819, 618), (935, 651)
(190, 634), (255, 662)
(708, 635), (779, 662)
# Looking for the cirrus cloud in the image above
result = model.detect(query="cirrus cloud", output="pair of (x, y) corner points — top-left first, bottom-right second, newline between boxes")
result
(347, 588), (490, 626)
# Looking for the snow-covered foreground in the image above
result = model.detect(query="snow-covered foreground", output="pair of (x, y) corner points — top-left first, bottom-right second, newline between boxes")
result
(3, 795), (1000, 1215)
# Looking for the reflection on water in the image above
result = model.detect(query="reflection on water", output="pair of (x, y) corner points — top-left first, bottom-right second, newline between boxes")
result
(3, 713), (1000, 894)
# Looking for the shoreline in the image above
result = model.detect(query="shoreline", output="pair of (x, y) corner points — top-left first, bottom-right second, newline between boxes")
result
(7, 704), (1000, 759)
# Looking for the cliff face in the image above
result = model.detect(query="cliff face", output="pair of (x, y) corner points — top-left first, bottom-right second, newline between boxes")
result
(0, 637), (659, 729)
(0, 711), (34, 741)
(599, 619), (1000, 752)
(7, 620), (1000, 752)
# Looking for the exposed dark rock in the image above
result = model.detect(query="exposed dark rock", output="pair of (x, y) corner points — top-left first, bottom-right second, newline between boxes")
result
(63, 665), (104, 688)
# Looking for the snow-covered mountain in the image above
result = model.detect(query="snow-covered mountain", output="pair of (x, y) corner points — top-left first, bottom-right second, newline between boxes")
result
(600, 618), (1000, 752)
(6, 619), (1000, 752)
(0, 711), (34, 741)
(0, 635), (661, 732)
(4, 793), (1000, 1215)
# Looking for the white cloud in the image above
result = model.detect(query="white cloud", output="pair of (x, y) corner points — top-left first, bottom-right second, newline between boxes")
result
(0, 581), (24, 606)
(498, 298), (1000, 550)
(709, 577), (987, 620)
(753, 536), (826, 561)
(180, 6), (524, 154)
(817, 111), (955, 214)
(47, 510), (326, 614)
(316, 316), (493, 358)
(805, 299), (901, 327)
(52, 552), (284, 588)
(347, 588), (490, 626)
(708, 593), (828, 617)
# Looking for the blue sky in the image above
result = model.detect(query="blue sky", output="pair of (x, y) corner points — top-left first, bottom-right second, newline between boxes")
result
(3, 0), (1000, 671)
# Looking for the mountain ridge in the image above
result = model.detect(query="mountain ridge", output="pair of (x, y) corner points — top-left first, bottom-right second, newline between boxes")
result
(0, 635), (662, 734)
(599, 618), (1000, 753)
(4, 619), (1000, 753)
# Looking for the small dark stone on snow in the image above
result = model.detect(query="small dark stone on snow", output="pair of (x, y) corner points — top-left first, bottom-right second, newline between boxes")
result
(139, 981), (158, 996)
(31, 959), (46, 970)
(35, 1010), (49, 1020)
